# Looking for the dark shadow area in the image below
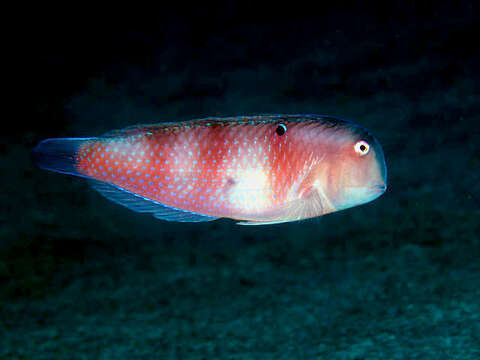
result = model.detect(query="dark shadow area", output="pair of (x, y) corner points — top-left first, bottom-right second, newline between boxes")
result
(2, 1), (479, 358)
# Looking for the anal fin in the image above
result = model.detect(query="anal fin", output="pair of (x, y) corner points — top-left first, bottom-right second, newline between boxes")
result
(89, 180), (217, 223)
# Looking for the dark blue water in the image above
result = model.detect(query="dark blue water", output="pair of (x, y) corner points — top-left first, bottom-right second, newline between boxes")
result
(2, 2), (479, 358)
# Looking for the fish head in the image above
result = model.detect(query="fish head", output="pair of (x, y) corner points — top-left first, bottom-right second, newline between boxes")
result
(310, 122), (387, 212)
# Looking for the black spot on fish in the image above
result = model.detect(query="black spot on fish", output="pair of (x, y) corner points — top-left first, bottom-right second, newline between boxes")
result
(223, 177), (237, 193)
(276, 124), (287, 136)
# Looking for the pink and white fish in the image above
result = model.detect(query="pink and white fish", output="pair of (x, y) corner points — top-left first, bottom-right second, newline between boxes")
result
(33, 114), (387, 225)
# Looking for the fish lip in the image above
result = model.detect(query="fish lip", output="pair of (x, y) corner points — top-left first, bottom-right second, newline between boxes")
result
(372, 183), (387, 194)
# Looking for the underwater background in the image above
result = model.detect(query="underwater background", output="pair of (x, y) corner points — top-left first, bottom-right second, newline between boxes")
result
(2, 1), (480, 359)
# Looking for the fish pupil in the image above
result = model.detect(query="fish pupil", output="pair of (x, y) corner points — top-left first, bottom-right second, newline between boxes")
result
(360, 144), (366, 152)
(276, 124), (287, 136)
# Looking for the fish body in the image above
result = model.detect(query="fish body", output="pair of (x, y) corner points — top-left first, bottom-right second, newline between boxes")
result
(33, 114), (387, 225)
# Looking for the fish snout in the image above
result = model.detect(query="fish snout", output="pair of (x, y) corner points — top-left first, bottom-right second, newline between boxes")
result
(372, 183), (387, 194)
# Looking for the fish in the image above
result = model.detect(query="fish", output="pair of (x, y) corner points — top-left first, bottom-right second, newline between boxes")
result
(33, 114), (387, 225)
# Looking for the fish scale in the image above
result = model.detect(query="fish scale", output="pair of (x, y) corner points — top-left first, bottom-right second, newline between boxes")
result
(76, 119), (298, 217)
(34, 114), (387, 224)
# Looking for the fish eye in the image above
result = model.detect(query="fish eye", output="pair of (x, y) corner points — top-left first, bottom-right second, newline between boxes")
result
(276, 123), (287, 136)
(354, 140), (370, 155)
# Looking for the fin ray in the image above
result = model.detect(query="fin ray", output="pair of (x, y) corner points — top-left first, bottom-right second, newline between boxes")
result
(89, 180), (217, 222)
(32, 137), (97, 177)
(237, 219), (298, 225)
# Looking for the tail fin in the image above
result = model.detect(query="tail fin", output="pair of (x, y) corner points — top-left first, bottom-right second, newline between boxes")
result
(32, 137), (97, 177)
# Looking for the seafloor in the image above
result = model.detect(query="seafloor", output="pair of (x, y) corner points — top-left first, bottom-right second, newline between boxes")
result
(2, 3), (480, 359)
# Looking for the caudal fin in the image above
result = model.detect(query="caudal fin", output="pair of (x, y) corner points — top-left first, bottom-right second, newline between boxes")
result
(32, 137), (97, 177)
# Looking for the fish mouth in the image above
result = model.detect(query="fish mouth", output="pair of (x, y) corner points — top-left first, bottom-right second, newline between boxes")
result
(371, 183), (387, 194)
